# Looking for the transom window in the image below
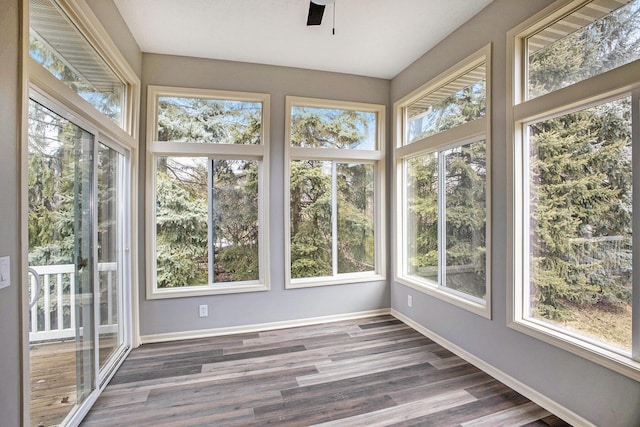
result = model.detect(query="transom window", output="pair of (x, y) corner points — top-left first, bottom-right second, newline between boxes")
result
(509, 0), (640, 379)
(29, 0), (129, 129)
(285, 97), (385, 288)
(395, 45), (491, 318)
(147, 86), (270, 298)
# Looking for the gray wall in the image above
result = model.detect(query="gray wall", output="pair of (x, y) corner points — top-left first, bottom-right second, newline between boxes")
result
(390, 1), (640, 426)
(139, 54), (391, 336)
(0, 0), (23, 424)
(85, 0), (142, 77)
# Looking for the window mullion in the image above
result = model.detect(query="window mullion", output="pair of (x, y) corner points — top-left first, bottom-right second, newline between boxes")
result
(438, 151), (447, 288)
(633, 90), (640, 361)
(208, 159), (214, 285)
(332, 162), (338, 276)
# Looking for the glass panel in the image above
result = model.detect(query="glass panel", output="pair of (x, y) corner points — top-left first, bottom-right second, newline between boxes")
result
(74, 99), (95, 406)
(527, 0), (640, 99)
(97, 143), (124, 369)
(29, 0), (125, 126)
(444, 141), (487, 300)
(155, 156), (209, 288)
(290, 106), (377, 150)
(406, 153), (439, 282)
(290, 160), (333, 278)
(528, 97), (632, 353)
(27, 99), (95, 426)
(337, 163), (375, 274)
(157, 96), (262, 144)
(212, 159), (259, 282)
(406, 64), (486, 144)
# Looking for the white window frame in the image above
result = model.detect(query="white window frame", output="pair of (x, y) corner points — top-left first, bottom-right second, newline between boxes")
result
(394, 45), (492, 319)
(284, 96), (386, 289)
(507, 0), (640, 380)
(146, 85), (271, 299)
(22, 0), (140, 424)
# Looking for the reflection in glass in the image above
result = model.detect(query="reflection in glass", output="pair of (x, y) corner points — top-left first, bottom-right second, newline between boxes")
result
(29, 0), (125, 126)
(406, 65), (486, 144)
(527, 0), (640, 99)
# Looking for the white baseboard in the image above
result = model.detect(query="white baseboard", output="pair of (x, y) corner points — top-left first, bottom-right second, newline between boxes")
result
(391, 309), (595, 427)
(140, 308), (391, 344)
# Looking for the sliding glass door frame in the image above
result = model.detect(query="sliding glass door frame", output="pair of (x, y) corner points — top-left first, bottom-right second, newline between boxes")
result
(26, 84), (133, 426)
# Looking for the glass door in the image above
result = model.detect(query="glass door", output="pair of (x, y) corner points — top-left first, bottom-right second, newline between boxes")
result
(27, 96), (132, 427)
(27, 98), (96, 426)
(96, 142), (128, 379)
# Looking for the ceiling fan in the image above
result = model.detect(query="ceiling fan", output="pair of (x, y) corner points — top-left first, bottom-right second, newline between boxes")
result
(306, 0), (335, 27)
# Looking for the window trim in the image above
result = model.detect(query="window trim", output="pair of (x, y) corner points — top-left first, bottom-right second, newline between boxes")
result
(284, 96), (386, 289)
(506, 0), (640, 381)
(146, 85), (271, 299)
(394, 44), (492, 319)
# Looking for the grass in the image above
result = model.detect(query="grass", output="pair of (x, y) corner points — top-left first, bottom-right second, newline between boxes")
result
(553, 301), (632, 352)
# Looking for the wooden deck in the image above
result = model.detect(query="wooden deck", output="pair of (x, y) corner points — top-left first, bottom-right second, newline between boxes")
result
(30, 340), (77, 427)
(82, 316), (571, 426)
(30, 335), (118, 427)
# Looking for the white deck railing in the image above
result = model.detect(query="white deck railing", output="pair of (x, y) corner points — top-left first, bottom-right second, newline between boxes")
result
(28, 263), (118, 343)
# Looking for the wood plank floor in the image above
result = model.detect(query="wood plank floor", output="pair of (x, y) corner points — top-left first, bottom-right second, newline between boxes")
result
(82, 316), (571, 427)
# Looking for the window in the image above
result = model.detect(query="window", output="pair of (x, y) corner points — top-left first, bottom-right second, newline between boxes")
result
(28, 0), (137, 133)
(395, 46), (491, 318)
(509, 0), (640, 379)
(285, 97), (385, 288)
(147, 87), (270, 298)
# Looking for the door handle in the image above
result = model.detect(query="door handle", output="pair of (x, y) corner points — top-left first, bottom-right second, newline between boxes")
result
(27, 268), (41, 309)
(77, 255), (88, 270)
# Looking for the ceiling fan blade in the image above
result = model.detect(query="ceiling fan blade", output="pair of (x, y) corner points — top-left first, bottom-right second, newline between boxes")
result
(307, 1), (325, 26)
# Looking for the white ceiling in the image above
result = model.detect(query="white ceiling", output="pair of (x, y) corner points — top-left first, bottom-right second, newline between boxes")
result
(112, 0), (493, 79)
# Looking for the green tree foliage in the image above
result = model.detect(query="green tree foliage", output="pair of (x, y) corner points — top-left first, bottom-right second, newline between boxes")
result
(212, 160), (260, 282)
(406, 142), (487, 299)
(337, 163), (375, 274)
(155, 158), (209, 288)
(290, 160), (333, 278)
(408, 78), (485, 142)
(526, 2), (638, 320)
(28, 102), (78, 266)
(29, 37), (123, 123)
(289, 107), (377, 279)
(529, 1), (640, 98)
(157, 97), (262, 144)
(529, 100), (632, 319)
(154, 97), (263, 287)
(290, 107), (375, 149)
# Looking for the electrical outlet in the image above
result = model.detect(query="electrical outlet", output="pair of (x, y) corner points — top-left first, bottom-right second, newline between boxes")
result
(199, 304), (208, 318)
(407, 295), (412, 308)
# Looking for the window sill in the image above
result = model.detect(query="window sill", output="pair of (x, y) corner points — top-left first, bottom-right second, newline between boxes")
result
(286, 273), (385, 289)
(395, 275), (491, 319)
(508, 317), (640, 382)
(147, 282), (269, 300)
